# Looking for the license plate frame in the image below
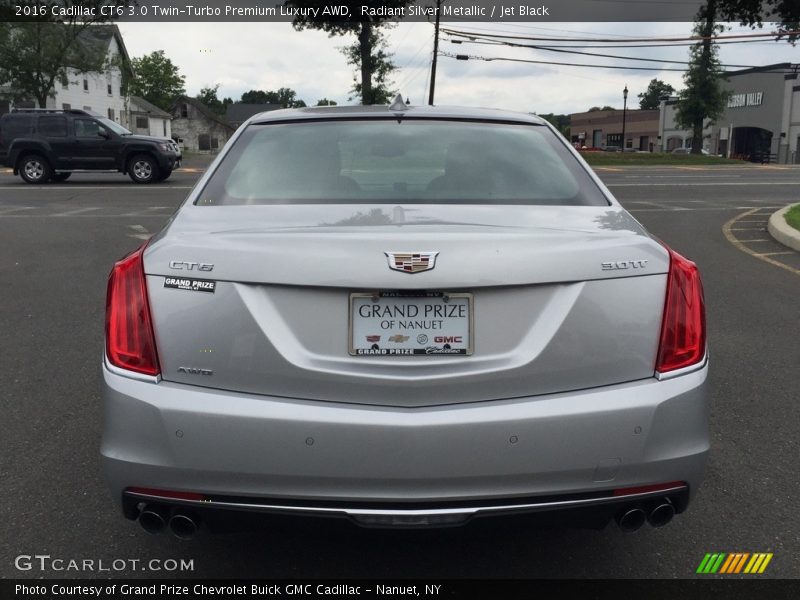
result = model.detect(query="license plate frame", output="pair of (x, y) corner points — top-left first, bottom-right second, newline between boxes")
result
(349, 291), (474, 357)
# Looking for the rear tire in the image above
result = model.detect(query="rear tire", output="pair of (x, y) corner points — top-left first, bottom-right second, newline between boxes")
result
(128, 154), (160, 184)
(19, 154), (52, 184)
(51, 173), (72, 182)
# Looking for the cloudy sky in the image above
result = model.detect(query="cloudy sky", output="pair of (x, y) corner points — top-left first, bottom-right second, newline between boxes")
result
(117, 20), (798, 114)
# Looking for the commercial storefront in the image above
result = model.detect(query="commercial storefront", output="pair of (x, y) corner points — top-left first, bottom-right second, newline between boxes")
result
(570, 108), (659, 150)
(658, 63), (800, 163)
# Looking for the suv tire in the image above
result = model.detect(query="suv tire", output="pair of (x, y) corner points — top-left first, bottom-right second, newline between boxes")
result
(128, 154), (160, 184)
(19, 154), (52, 184)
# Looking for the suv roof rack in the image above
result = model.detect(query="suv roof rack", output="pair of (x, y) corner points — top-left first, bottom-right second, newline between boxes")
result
(11, 108), (91, 116)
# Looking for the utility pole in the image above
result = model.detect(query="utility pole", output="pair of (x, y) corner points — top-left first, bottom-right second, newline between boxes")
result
(428, 0), (443, 105)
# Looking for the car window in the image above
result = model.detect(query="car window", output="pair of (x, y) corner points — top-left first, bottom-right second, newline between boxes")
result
(197, 119), (609, 206)
(38, 116), (67, 137)
(74, 119), (103, 138)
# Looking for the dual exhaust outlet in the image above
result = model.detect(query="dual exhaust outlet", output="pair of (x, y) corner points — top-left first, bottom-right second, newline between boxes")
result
(138, 504), (200, 539)
(616, 498), (675, 532)
(139, 498), (674, 536)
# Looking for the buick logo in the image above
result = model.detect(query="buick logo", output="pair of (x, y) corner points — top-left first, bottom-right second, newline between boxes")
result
(384, 252), (438, 274)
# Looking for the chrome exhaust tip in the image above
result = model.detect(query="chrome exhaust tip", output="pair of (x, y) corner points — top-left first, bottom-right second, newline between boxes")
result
(616, 507), (647, 532)
(647, 499), (675, 528)
(138, 504), (169, 534)
(169, 511), (200, 540)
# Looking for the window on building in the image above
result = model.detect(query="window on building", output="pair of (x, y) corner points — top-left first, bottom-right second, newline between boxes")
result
(83, 106), (91, 111)
(136, 116), (148, 129)
(107, 84), (113, 95)
(210, 137), (219, 150)
(83, 78), (89, 92)
(38, 116), (68, 137)
(198, 133), (211, 151)
(62, 103), (71, 110)
(163, 121), (167, 136)
(180, 104), (188, 118)
(108, 108), (115, 120)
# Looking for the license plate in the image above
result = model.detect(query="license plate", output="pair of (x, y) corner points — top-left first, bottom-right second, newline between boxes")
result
(349, 292), (473, 356)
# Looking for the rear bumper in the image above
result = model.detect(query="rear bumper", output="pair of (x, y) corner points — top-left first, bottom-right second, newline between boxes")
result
(101, 360), (709, 526)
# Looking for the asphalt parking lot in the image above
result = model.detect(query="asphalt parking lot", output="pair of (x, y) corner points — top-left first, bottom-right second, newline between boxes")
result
(0, 162), (798, 579)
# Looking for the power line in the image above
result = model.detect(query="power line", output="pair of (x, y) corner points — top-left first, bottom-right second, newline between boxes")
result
(444, 38), (764, 69)
(446, 37), (783, 49)
(440, 51), (797, 73)
(441, 27), (800, 44)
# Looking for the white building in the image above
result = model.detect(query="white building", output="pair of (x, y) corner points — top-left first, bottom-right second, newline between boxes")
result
(2, 25), (132, 124)
(659, 63), (800, 163)
(127, 96), (172, 139)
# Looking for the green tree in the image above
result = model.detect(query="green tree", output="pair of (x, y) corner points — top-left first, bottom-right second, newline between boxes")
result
(638, 79), (676, 110)
(128, 50), (186, 111)
(0, 5), (132, 108)
(240, 88), (306, 108)
(196, 84), (232, 115)
(675, 3), (729, 154)
(284, 1), (411, 105)
(537, 113), (570, 137)
(343, 26), (396, 104)
(316, 98), (338, 106)
(715, 0), (799, 42)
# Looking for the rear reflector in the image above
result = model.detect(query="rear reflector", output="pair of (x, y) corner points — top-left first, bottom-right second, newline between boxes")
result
(656, 246), (706, 373)
(105, 244), (160, 376)
(127, 487), (206, 501)
(613, 481), (686, 497)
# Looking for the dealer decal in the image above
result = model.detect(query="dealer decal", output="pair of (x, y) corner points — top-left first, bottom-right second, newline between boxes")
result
(164, 277), (216, 293)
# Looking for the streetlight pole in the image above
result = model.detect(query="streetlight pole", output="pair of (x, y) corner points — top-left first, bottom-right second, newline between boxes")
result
(622, 85), (628, 151)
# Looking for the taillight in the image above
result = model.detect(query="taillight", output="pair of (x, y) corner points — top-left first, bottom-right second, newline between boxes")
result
(656, 246), (706, 373)
(105, 244), (160, 376)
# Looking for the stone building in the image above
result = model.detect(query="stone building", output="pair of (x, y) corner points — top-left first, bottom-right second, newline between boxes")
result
(170, 96), (234, 152)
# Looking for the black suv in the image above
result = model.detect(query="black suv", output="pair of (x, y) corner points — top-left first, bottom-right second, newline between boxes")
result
(0, 109), (181, 184)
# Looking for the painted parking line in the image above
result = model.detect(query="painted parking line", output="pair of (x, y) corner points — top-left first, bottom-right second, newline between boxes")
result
(722, 208), (800, 276)
(128, 224), (152, 240)
(52, 207), (102, 217)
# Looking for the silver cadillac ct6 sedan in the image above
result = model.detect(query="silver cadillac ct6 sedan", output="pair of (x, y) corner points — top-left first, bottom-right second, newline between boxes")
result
(102, 101), (708, 539)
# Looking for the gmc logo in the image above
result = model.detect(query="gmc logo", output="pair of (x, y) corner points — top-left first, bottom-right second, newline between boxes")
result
(169, 261), (214, 271)
(434, 336), (463, 344)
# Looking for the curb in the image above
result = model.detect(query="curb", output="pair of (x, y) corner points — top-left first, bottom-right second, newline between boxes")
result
(767, 204), (800, 252)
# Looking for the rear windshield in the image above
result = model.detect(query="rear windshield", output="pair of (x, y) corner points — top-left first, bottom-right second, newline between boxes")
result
(196, 119), (608, 206)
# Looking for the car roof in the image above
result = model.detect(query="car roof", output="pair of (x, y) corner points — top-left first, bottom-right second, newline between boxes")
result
(247, 104), (548, 126)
